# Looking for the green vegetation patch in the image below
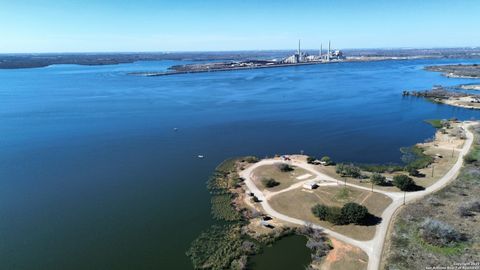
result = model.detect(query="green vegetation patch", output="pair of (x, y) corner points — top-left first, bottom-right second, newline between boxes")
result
(311, 202), (369, 225)
(207, 158), (241, 194)
(425, 119), (443, 129)
(463, 145), (480, 164)
(358, 164), (404, 173)
(401, 145), (434, 170)
(414, 231), (467, 256)
(211, 194), (242, 221)
(335, 163), (362, 178)
(186, 224), (258, 270)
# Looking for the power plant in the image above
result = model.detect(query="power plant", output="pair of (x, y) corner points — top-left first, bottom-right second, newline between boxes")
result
(283, 39), (345, 64)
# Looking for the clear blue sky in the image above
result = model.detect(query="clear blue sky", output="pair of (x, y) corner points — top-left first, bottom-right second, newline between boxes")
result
(1, 0), (479, 53)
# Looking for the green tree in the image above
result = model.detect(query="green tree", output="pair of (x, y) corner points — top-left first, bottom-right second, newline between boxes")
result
(406, 166), (421, 177)
(307, 156), (316, 164)
(370, 173), (387, 185)
(311, 204), (328, 220)
(393, 174), (416, 191)
(277, 163), (294, 172)
(336, 163), (361, 178)
(261, 178), (280, 188)
(325, 207), (345, 225)
(341, 202), (368, 224)
(321, 156), (333, 165)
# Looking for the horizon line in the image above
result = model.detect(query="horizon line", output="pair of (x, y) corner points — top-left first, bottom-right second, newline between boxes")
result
(1, 46), (480, 55)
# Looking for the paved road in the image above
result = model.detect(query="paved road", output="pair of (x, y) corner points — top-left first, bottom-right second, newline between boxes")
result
(239, 122), (475, 270)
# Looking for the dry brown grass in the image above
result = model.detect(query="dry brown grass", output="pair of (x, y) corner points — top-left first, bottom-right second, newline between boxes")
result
(251, 163), (314, 192)
(268, 185), (392, 241)
(317, 238), (368, 270)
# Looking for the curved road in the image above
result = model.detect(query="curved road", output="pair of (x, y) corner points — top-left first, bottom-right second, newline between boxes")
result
(239, 122), (475, 270)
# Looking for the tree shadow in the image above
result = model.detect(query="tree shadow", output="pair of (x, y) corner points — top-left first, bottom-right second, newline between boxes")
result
(380, 182), (394, 187)
(358, 213), (382, 226)
(407, 184), (425, 191)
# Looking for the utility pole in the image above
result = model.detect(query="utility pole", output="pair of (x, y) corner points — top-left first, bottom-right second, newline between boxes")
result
(452, 147), (455, 158)
(432, 164), (435, 177)
(403, 191), (406, 205)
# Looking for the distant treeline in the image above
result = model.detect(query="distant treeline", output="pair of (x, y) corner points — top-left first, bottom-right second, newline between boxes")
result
(2, 47), (480, 69)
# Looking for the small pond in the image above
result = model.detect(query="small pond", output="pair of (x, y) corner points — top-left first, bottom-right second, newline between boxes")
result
(249, 235), (311, 270)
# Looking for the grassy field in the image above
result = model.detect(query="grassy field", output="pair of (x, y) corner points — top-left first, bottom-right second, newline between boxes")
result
(382, 125), (480, 270)
(251, 163), (314, 192)
(268, 185), (392, 241)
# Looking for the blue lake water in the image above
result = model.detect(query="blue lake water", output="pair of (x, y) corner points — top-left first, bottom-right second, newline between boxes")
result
(0, 58), (479, 269)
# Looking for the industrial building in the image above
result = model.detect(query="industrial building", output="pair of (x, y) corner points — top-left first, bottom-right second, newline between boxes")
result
(283, 40), (345, 64)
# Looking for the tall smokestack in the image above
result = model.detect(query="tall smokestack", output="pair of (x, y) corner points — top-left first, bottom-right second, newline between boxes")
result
(298, 39), (301, 55)
(328, 40), (331, 61)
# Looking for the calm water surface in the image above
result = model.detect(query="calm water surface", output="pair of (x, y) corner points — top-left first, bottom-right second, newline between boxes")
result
(0, 58), (479, 269)
(249, 235), (310, 270)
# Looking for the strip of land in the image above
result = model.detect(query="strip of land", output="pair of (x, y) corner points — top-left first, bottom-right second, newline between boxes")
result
(404, 86), (480, 110)
(425, 64), (480, 78)
(238, 121), (476, 270)
(381, 124), (480, 269)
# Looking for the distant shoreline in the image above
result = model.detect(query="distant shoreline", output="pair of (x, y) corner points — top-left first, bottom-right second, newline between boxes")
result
(129, 60), (340, 77)
(2, 48), (480, 70)
(128, 56), (441, 77)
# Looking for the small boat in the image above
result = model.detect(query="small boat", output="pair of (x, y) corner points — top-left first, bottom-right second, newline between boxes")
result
(197, 155), (205, 158)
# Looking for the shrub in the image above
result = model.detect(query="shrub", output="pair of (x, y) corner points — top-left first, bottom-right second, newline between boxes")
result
(464, 154), (478, 164)
(468, 201), (480, 212)
(311, 203), (372, 225)
(312, 204), (328, 220)
(321, 156), (333, 165)
(393, 174), (416, 191)
(325, 207), (346, 225)
(262, 178), (280, 188)
(359, 164), (404, 173)
(311, 204), (344, 224)
(459, 201), (480, 217)
(186, 224), (245, 269)
(336, 163), (361, 178)
(211, 194), (242, 221)
(306, 236), (332, 261)
(307, 156), (316, 164)
(370, 173), (387, 185)
(457, 206), (473, 217)
(420, 219), (463, 247)
(277, 163), (294, 172)
(243, 156), (259, 163)
(341, 202), (368, 224)
(406, 166), (422, 177)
